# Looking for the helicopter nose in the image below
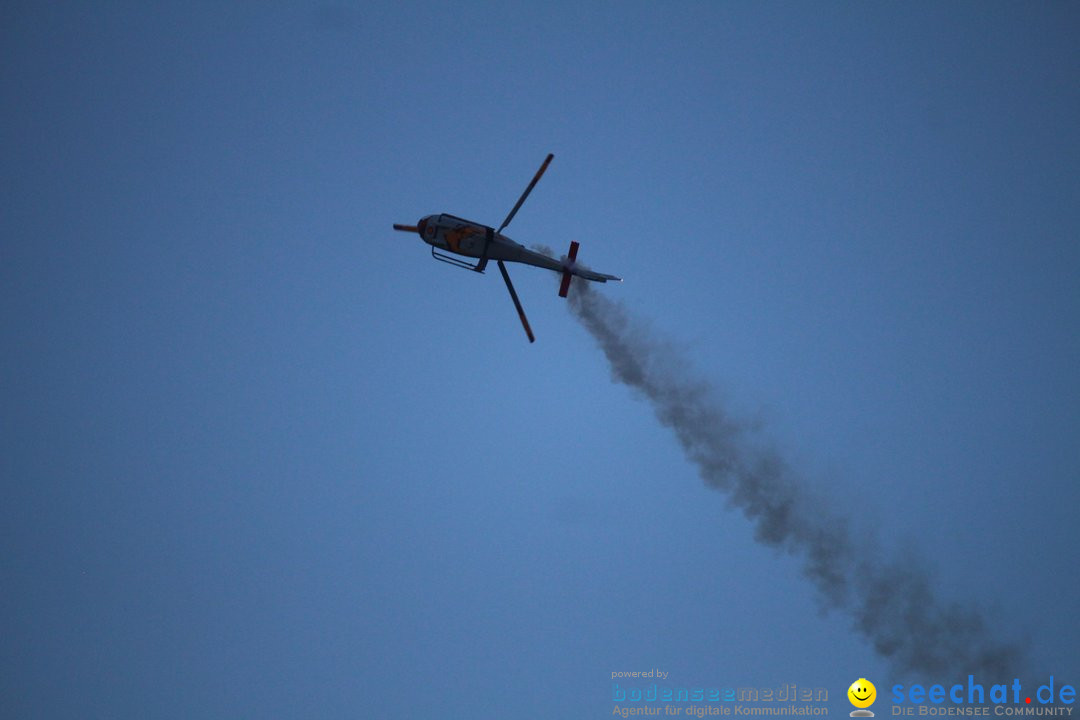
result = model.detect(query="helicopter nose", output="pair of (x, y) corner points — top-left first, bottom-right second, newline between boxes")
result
(417, 217), (428, 238)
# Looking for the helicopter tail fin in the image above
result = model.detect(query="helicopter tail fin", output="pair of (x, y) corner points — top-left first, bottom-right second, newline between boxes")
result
(558, 241), (579, 297)
(558, 241), (621, 297)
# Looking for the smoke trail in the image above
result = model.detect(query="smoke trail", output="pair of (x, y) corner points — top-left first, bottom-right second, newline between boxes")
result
(568, 281), (1023, 679)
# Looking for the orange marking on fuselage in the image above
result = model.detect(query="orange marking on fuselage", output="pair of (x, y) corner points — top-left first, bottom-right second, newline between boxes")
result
(444, 226), (481, 253)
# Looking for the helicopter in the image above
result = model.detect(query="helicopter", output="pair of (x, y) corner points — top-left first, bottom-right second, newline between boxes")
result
(393, 153), (620, 343)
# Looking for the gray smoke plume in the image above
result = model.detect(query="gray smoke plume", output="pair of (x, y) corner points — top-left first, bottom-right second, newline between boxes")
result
(568, 281), (1024, 679)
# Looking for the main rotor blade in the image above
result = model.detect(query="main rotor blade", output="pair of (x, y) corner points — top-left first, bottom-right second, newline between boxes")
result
(497, 153), (554, 234)
(393, 224), (419, 232)
(497, 260), (535, 343)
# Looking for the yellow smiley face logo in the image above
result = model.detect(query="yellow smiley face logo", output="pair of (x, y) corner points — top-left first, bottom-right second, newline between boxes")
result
(848, 678), (876, 708)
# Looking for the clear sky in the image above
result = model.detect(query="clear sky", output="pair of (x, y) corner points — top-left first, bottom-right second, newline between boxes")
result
(2, 2), (1078, 718)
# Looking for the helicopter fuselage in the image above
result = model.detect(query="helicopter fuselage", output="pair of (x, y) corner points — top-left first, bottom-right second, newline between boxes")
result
(416, 213), (563, 272)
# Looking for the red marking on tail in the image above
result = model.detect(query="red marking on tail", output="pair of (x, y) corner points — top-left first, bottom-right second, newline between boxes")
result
(558, 272), (572, 297)
(558, 241), (579, 298)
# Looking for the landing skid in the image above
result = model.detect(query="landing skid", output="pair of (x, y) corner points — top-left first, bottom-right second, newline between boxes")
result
(431, 246), (483, 271)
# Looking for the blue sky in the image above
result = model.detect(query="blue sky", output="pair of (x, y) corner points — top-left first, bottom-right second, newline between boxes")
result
(2, 2), (1078, 718)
